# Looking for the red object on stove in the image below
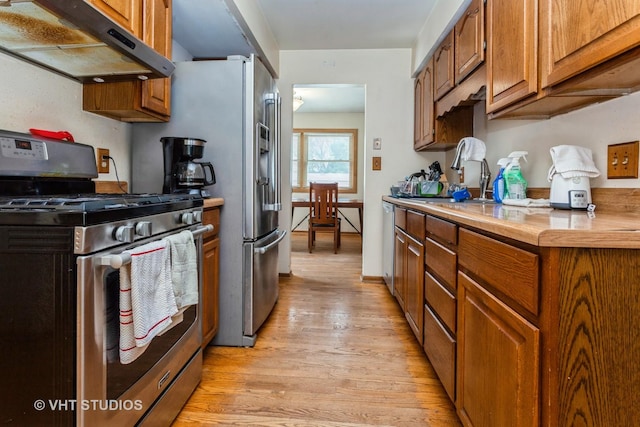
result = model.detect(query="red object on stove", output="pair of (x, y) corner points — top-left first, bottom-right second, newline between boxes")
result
(29, 128), (75, 142)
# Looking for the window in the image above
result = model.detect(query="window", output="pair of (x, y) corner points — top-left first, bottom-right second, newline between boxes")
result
(291, 128), (358, 193)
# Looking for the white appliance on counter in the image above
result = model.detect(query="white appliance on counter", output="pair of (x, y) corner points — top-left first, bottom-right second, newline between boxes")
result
(131, 55), (284, 347)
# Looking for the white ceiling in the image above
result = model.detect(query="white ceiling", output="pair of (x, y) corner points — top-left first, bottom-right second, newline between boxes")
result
(173, 0), (438, 113)
(254, 0), (437, 50)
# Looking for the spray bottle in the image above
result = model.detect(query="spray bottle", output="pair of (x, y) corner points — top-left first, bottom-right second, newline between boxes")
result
(503, 151), (528, 200)
(492, 158), (510, 203)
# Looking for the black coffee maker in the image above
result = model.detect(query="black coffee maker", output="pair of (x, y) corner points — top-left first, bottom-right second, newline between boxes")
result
(161, 137), (216, 197)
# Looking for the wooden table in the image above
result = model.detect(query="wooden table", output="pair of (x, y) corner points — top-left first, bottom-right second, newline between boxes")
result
(291, 198), (364, 235)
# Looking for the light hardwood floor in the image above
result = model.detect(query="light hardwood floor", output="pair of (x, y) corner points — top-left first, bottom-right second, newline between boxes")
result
(172, 232), (461, 426)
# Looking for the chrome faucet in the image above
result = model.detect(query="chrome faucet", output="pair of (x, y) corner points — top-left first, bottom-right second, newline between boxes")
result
(450, 139), (465, 172)
(450, 138), (491, 200)
(478, 158), (491, 200)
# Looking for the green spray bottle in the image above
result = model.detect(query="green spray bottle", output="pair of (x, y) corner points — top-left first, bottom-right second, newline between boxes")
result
(503, 151), (528, 200)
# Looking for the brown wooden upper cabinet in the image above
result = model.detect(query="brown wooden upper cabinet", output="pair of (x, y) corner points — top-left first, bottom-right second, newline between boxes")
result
(540, 0), (640, 88)
(83, 0), (172, 122)
(434, 31), (455, 101)
(454, 0), (485, 85)
(88, 0), (142, 36)
(487, 0), (640, 119)
(485, 0), (537, 114)
(414, 58), (435, 151)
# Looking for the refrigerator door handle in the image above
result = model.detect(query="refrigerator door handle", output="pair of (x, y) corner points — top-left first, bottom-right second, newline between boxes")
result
(254, 229), (287, 254)
(264, 92), (282, 211)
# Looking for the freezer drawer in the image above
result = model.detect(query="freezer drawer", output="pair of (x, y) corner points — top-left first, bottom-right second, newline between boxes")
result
(243, 229), (286, 338)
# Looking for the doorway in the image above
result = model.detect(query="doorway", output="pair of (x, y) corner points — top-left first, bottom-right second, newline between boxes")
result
(290, 83), (365, 254)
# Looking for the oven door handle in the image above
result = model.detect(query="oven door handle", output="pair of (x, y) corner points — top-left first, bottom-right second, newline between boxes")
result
(100, 224), (213, 269)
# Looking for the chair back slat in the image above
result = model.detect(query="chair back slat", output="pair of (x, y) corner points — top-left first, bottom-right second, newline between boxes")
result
(309, 182), (339, 226)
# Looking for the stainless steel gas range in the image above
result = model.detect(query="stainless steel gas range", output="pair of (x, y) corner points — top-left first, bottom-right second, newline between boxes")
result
(0, 130), (207, 426)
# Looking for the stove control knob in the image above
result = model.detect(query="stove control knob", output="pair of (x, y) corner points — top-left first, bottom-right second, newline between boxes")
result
(135, 221), (153, 237)
(115, 225), (135, 243)
(193, 210), (202, 223)
(180, 212), (194, 225)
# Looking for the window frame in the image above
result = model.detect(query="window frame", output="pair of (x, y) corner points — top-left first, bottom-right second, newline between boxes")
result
(291, 128), (358, 194)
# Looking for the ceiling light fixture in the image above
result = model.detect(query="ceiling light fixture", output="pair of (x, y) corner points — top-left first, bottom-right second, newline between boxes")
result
(293, 94), (304, 111)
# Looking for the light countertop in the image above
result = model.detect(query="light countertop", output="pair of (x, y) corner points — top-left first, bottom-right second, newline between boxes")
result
(203, 198), (224, 209)
(383, 195), (640, 249)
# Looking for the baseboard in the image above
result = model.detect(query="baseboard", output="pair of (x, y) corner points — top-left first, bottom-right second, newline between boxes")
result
(361, 275), (385, 284)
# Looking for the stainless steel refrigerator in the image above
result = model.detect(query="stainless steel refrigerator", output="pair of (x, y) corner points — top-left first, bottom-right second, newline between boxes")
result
(131, 55), (284, 347)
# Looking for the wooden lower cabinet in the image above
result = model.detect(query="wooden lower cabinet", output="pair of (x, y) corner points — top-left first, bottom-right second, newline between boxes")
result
(201, 206), (220, 349)
(393, 209), (426, 344)
(424, 302), (456, 401)
(386, 201), (640, 426)
(405, 235), (424, 344)
(393, 229), (407, 310)
(457, 271), (539, 427)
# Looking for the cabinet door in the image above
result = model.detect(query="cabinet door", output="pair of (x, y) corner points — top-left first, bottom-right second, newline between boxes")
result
(89, 0), (142, 36)
(202, 237), (220, 349)
(394, 229), (407, 310)
(486, 0), (538, 113)
(415, 61), (436, 151)
(141, 0), (172, 116)
(414, 67), (424, 148)
(405, 236), (425, 345)
(457, 271), (539, 427)
(540, 0), (640, 88)
(455, 0), (485, 84)
(434, 31), (455, 100)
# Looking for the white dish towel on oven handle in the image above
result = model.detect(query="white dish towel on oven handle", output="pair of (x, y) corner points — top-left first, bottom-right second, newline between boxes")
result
(119, 239), (178, 365)
(165, 230), (199, 309)
(156, 230), (199, 336)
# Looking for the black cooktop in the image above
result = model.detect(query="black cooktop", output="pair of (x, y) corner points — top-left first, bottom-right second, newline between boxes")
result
(0, 193), (203, 226)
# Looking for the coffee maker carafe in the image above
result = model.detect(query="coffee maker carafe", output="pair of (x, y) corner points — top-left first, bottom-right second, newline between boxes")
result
(161, 137), (216, 197)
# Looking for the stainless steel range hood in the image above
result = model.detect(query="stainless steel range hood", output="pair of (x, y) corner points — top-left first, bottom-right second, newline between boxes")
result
(0, 0), (175, 82)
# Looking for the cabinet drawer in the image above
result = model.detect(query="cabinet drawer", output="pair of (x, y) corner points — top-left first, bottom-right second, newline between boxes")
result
(458, 228), (539, 316)
(424, 304), (456, 402)
(395, 207), (407, 230)
(202, 207), (220, 239)
(426, 215), (457, 245)
(425, 238), (457, 290)
(406, 210), (426, 240)
(425, 271), (456, 334)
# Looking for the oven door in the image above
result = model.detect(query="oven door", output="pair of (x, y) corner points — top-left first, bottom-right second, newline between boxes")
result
(75, 224), (207, 426)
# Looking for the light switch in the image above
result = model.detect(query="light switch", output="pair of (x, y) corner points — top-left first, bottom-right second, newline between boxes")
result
(373, 137), (382, 150)
(607, 141), (639, 179)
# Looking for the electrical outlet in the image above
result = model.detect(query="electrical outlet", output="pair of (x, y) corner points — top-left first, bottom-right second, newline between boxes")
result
(373, 137), (382, 150)
(607, 141), (639, 179)
(372, 156), (382, 171)
(97, 148), (110, 174)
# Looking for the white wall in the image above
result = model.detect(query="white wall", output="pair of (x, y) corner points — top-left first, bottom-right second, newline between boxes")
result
(226, 0), (280, 76)
(412, 0), (469, 75)
(445, 93), (640, 192)
(291, 112), (364, 233)
(278, 49), (446, 277)
(0, 52), (130, 182)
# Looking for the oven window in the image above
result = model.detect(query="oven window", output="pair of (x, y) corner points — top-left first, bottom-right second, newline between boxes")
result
(104, 269), (197, 400)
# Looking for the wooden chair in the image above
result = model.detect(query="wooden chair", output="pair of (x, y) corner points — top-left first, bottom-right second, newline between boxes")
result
(308, 182), (341, 253)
